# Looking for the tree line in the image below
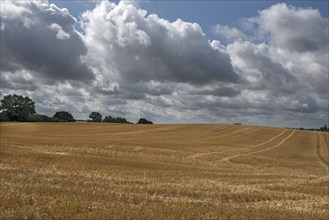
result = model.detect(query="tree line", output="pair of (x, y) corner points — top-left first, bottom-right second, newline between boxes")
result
(88, 111), (152, 124)
(0, 94), (152, 124)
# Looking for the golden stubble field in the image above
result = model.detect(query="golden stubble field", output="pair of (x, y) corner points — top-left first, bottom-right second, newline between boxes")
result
(0, 122), (328, 219)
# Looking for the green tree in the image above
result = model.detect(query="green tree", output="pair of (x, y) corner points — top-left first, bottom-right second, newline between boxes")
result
(28, 114), (60, 122)
(320, 125), (328, 132)
(89, 112), (102, 122)
(115, 117), (128, 123)
(103, 115), (130, 123)
(0, 94), (36, 121)
(137, 118), (153, 124)
(103, 115), (113, 123)
(53, 111), (75, 122)
(0, 112), (9, 121)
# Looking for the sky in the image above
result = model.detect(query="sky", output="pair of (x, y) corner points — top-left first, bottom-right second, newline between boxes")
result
(0, 0), (328, 128)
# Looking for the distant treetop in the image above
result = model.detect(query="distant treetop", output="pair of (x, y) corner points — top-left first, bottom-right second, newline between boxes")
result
(89, 111), (102, 122)
(103, 115), (130, 123)
(137, 118), (153, 124)
(53, 111), (75, 122)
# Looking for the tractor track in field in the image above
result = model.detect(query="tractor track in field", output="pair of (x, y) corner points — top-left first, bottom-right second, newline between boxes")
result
(322, 132), (329, 152)
(182, 126), (234, 138)
(221, 129), (296, 163)
(215, 127), (251, 138)
(187, 127), (257, 159)
(316, 132), (329, 171)
(219, 129), (288, 154)
(230, 127), (260, 139)
(189, 129), (288, 159)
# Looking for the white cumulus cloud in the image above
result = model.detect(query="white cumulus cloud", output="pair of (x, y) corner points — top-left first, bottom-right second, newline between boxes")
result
(49, 23), (71, 40)
(0, 1), (327, 128)
(81, 1), (239, 88)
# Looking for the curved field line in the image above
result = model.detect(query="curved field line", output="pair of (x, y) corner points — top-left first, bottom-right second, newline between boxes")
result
(322, 132), (329, 152)
(188, 151), (219, 159)
(316, 132), (329, 171)
(222, 129), (296, 162)
(185, 126), (250, 140)
(231, 128), (260, 139)
(220, 129), (288, 154)
(189, 129), (288, 159)
(216, 127), (251, 138)
(190, 126), (249, 138)
(188, 128), (258, 159)
(181, 126), (230, 138)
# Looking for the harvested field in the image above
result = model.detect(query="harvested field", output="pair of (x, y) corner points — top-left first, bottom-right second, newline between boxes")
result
(0, 122), (328, 219)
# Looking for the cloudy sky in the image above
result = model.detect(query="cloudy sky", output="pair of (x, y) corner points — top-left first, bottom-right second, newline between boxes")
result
(0, 0), (328, 128)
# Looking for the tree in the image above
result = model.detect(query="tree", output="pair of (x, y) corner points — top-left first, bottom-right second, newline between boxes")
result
(0, 112), (9, 121)
(320, 125), (328, 132)
(137, 118), (153, 124)
(53, 111), (75, 122)
(103, 115), (130, 123)
(89, 112), (102, 122)
(115, 117), (129, 123)
(28, 114), (60, 122)
(103, 115), (113, 123)
(0, 94), (36, 121)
